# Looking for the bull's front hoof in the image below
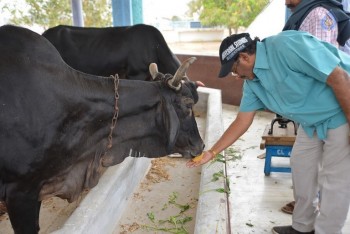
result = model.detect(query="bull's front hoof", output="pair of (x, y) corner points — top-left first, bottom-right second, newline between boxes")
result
(0, 201), (7, 215)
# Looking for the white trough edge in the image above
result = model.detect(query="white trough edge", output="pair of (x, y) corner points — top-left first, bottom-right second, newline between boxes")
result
(194, 87), (228, 234)
(52, 156), (152, 234)
(52, 87), (227, 234)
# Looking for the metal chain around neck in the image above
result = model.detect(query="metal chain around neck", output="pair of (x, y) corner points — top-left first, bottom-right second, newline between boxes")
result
(107, 74), (120, 149)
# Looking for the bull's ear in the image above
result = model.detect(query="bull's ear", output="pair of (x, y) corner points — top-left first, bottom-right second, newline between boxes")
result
(164, 103), (180, 153)
(149, 63), (165, 81)
(195, 80), (205, 87)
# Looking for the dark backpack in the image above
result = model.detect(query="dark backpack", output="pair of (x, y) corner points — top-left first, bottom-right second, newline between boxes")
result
(283, 0), (350, 46)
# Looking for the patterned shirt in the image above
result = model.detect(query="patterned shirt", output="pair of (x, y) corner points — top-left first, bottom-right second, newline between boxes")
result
(300, 7), (338, 47)
(300, 6), (350, 54)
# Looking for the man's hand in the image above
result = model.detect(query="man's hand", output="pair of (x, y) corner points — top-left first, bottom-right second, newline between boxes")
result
(186, 150), (215, 168)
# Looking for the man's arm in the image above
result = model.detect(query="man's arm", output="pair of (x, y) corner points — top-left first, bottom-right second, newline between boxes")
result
(327, 66), (350, 123)
(186, 111), (256, 167)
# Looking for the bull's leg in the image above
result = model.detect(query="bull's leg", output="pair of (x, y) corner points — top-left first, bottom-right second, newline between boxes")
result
(6, 191), (41, 234)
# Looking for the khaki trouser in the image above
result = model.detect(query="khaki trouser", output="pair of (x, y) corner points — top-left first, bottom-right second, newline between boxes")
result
(291, 124), (350, 234)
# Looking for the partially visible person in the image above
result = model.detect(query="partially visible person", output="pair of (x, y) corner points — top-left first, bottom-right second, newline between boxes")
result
(187, 30), (350, 234)
(284, 0), (350, 53)
(280, 0), (350, 216)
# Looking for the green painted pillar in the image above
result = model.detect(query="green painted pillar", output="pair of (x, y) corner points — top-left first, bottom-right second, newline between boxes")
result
(112, 0), (143, 26)
(132, 0), (143, 24)
(112, 0), (132, 26)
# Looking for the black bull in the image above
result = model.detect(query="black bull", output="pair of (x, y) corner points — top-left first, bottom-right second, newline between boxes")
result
(42, 24), (181, 80)
(0, 25), (204, 234)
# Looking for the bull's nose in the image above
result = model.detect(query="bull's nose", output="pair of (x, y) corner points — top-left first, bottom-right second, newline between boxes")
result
(191, 143), (205, 158)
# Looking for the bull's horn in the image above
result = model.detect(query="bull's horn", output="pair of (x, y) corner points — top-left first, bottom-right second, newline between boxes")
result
(149, 63), (158, 80)
(168, 57), (196, 91)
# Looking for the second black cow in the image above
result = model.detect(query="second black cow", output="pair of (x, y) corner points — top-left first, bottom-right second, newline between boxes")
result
(42, 24), (181, 80)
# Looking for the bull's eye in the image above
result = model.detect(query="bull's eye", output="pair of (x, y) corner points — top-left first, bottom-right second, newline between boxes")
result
(185, 102), (193, 116)
(179, 97), (194, 117)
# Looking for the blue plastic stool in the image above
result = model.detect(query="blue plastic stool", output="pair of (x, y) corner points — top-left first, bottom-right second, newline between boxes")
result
(264, 145), (292, 176)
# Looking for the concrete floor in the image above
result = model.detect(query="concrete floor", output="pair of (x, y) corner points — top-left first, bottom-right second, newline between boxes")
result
(221, 104), (350, 234)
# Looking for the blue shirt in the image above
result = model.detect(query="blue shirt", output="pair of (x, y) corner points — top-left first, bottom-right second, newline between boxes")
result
(240, 30), (350, 139)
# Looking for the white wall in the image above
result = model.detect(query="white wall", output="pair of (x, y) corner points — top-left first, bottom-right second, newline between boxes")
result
(246, 0), (286, 39)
